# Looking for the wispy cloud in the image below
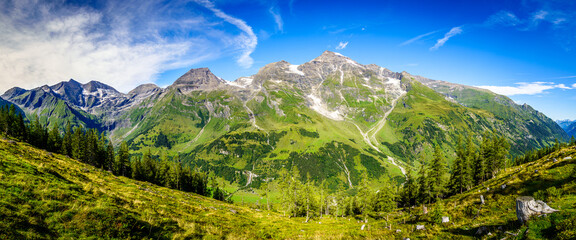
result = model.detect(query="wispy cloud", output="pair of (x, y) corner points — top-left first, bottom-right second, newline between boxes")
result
(0, 0), (258, 93)
(400, 30), (438, 46)
(477, 82), (573, 96)
(195, 0), (257, 69)
(336, 41), (349, 50)
(430, 27), (463, 51)
(269, 7), (283, 32)
(484, 11), (521, 27)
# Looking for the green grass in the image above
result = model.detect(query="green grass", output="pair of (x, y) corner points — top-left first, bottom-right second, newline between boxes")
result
(2, 136), (576, 239)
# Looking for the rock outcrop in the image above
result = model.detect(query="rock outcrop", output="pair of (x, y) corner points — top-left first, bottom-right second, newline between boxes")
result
(516, 196), (558, 224)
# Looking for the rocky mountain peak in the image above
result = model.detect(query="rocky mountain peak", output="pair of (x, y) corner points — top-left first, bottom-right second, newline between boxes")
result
(2, 87), (27, 99)
(83, 81), (116, 93)
(129, 84), (161, 96)
(312, 51), (355, 63)
(171, 68), (224, 90)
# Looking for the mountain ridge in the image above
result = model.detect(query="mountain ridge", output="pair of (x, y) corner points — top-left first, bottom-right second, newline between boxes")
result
(0, 51), (568, 188)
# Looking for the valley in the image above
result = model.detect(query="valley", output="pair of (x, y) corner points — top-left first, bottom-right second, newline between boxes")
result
(0, 51), (573, 239)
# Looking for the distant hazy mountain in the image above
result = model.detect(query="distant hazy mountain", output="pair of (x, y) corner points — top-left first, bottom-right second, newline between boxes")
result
(2, 51), (568, 186)
(557, 120), (576, 138)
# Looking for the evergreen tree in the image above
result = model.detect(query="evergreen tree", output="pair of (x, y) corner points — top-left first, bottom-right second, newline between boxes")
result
(401, 169), (418, 207)
(449, 135), (473, 194)
(47, 126), (62, 153)
(141, 150), (156, 182)
(61, 122), (73, 156)
(115, 141), (131, 177)
(71, 126), (85, 161)
(417, 163), (431, 204)
(429, 145), (446, 199)
(376, 176), (397, 212)
(131, 158), (144, 180)
(105, 142), (115, 171)
(357, 172), (373, 222)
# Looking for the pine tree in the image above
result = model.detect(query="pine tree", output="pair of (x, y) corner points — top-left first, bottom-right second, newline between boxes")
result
(401, 169), (418, 207)
(105, 142), (114, 171)
(131, 158), (144, 180)
(61, 122), (73, 156)
(141, 150), (156, 182)
(71, 126), (85, 161)
(429, 145), (446, 199)
(357, 172), (372, 222)
(417, 163), (431, 204)
(373, 175), (396, 214)
(115, 141), (130, 177)
(47, 126), (62, 153)
(449, 134), (473, 194)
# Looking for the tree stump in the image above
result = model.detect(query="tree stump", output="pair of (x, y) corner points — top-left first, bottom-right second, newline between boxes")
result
(516, 196), (559, 224)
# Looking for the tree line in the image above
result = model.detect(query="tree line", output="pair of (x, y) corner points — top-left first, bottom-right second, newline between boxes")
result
(512, 137), (576, 165)
(0, 104), (225, 201)
(266, 131), (511, 221)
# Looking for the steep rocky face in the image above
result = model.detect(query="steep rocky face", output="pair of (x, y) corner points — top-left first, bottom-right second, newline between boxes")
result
(170, 68), (225, 93)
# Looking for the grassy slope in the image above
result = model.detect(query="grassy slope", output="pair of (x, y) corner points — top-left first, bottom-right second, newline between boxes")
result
(2, 136), (576, 239)
(0, 137), (392, 239)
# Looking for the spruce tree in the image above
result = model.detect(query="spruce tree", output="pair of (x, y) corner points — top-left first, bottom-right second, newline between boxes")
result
(61, 122), (73, 156)
(358, 172), (373, 222)
(429, 145), (446, 199)
(142, 150), (156, 182)
(47, 126), (62, 153)
(373, 176), (396, 213)
(401, 169), (418, 207)
(115, 141), (131, 177)
(417, 163), (431, 204)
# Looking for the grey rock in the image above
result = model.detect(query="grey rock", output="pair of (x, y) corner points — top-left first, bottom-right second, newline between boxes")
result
(416, 225), (425, 230)
(442, 216), (450, 223)
(516, 196), (559, 224)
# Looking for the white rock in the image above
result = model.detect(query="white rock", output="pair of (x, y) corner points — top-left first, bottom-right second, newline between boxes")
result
(442, 216), (450, 223)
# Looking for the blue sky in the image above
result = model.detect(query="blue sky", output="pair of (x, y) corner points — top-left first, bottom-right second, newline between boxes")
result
(0, 0), (575, 120)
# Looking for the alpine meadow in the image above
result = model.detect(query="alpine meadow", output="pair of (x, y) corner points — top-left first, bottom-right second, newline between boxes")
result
(2, 0), (576, 239)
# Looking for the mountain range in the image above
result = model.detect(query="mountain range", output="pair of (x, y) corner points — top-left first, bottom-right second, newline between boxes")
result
(557, 120), (576, 138)
(1, 51), (568, 187)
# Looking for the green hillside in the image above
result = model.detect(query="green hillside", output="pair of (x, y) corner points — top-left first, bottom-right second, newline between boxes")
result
(2, 134), (576, 239)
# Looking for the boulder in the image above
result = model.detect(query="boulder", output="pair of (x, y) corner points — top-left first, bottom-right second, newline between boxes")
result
(480, 195), (485, 204)
(441, 216), (450, 223)
(516, 196), (559, 224)
(564, 156), (572, 160)
(501, 184), (507, 190)
(416, 225), (425, 230)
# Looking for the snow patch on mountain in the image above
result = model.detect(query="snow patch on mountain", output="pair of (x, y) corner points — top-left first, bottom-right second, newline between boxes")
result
(308, 94), (343, 121)
(286, 65), (305, 76)
(226, 77), (254, 88)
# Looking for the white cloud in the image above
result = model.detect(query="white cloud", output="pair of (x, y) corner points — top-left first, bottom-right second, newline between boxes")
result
(0, 0), (258, 93)
(430, 27), (462, 51)
(269, 7), (283, 32)
(477, 82), (573, 96)
(194, 0), (257, 69)
(400, 30), (438, 46)
(336, 41), (349, 50)
(572, 83), (576, 88)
